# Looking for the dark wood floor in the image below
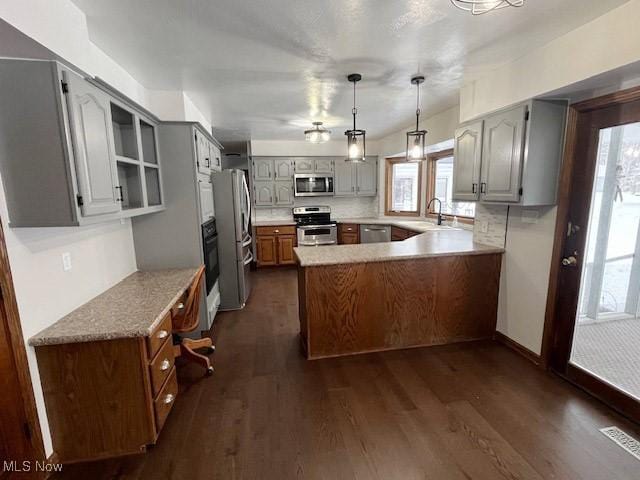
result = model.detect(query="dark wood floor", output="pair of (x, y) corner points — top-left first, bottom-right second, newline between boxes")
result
(56, 268), (640, 479)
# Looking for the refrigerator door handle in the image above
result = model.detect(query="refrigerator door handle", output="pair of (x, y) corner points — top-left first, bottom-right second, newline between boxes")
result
(243, 251), (254, 265)
(242, 234), (252, 247)
(242, 173), (251, 233)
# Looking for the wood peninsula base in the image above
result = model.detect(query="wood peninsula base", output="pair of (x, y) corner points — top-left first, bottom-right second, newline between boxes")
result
(298, 253), (502, 359)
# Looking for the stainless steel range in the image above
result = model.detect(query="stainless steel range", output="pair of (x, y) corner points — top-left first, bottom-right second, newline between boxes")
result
(293, 206), (337, 246)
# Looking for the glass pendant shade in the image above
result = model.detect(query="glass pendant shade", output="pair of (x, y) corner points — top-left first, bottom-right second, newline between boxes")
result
(450, 0), (524, 15)
(405, 75), (427, 162)
(345, 73), (366, 163)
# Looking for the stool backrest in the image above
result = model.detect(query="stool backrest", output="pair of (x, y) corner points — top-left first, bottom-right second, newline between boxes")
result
(172, 265), (205, 333)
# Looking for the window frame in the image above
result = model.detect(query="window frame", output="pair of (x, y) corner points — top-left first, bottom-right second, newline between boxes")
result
(426, 148), (475, 224)
(384, 157), (424, 217)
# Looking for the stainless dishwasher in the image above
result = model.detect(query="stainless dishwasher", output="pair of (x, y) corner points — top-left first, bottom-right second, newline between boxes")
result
(360, 224), (391, 243)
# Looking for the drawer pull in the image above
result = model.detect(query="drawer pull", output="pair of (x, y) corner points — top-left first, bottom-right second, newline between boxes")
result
(156, 329), (169, 340)
(274, 229), (279, 233)
(176, 302), (185, 310)
(347, 228), (353, 231)
(163, 393), (175, 405)
(160, 359), (171, 371)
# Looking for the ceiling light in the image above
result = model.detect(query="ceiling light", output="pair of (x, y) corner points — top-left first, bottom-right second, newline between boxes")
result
(344, 73), (366, 163)
(406, 75), (427, 162)
(450, 0), (524, 15)
(304, 122), (331, 144)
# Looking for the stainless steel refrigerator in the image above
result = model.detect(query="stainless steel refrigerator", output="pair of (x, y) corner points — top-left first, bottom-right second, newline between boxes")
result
(212, 169), (252, 310)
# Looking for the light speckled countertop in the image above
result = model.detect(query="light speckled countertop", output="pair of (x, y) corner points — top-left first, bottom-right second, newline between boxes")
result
(254, 219), (297, 226)
(254, 216), (462, 232)
(29, 268), (199, 346)
(294, 228), (503, 267)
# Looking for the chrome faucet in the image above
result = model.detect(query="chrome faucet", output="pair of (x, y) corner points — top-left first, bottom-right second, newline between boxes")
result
(426, 197), (443, 225)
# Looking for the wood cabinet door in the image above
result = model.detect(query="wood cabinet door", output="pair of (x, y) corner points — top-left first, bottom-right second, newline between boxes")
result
(356, 157), (377, 196)
(340, 232), (359, 245)
(294, 158), (314, 173)
(254, 182), (274, 206)
(64, 71), (121, 217)
(277, 235), (297, 265)
(253, 158), (274, 181)
(314, 158), (333, 173)
(274, 181), (294, 206)
(274, 158), (293, 179)
(480, 105), (526, 203)
(452, 121), (483, 201)
(256, 235), (277, 266)
(391, 226), (409, 241)
(334, 160), (356, 196)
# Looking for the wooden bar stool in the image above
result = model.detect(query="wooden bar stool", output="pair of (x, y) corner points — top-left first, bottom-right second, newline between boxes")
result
(172, 266), (215, 375)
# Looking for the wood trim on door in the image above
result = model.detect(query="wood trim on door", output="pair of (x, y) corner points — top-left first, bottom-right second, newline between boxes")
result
(541, 85), (640, 423)
(0, 218), (46, 465)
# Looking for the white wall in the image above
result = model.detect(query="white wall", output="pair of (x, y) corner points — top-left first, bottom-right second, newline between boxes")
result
(460, 0), (640, 355)
(0, 0), (213, 457)
(460, 0), (640, 121)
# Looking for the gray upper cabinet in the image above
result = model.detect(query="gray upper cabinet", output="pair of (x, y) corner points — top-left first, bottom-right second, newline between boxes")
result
(274, 182), (294, 206)
(274, 158), (294, 179)
(314, 158), (333, 173)
(196, 131), (211, 175)
(334, 160), (356, 196)
(254, 182), (274, 206)
(294, 158), (314, 173)
(64, 71), (121, 217)
(452, 99), (567, 206)
(0, 60), (166, 227)
(480, 105), (526, 203)
(253, 158), (274, 181)
(355, 157), (377, 196)
(452, 121), (483, 202)
(334, 156), (377, 197)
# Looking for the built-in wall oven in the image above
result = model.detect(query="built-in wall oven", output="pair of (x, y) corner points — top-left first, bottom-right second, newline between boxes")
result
(294, 174), (334, 197)
(201, 217), (219, 296)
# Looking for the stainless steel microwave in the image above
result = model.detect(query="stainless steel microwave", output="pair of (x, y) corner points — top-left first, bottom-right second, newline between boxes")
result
(293, 174), (334, 197)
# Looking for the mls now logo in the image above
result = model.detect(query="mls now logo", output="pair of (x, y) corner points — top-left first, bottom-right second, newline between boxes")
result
(3, 460), (63, 473)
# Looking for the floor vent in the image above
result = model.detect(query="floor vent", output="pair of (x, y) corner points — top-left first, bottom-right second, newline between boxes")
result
(600, 426), (640, 460)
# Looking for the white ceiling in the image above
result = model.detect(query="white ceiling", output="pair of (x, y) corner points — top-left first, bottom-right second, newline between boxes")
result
(71, 0), (629, 141)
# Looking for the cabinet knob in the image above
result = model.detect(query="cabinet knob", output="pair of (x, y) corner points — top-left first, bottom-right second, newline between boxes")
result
(347, 228), (352, 231)
(157, 329), (168, 340)
(160, 359), (171, 371)
(177, 302), (185, 310)
(163, 393), (175, 404)
(274, 229), (279, 233)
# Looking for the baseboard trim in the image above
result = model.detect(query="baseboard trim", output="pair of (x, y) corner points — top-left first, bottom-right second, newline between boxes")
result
(494, 331), (542, 367)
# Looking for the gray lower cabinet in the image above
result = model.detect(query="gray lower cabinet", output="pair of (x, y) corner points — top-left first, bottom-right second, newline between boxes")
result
(274, 181), (294, 206)
(452, 99), (567, 206)
(254, 182), (274, 206)
(452, 121), (483, 202)
(0, 59), (165, 227)
(334, 157), (378, 197)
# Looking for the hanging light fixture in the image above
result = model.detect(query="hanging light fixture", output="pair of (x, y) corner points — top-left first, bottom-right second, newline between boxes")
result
(344, 73), (366, 163)
(450, 0), (524, 15)
(406, 75), (427, 162)
(304, 122), (331, 144)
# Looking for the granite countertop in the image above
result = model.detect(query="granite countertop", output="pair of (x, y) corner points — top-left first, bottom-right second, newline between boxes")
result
(254, 216), (457, 232)
(254, 219), (297, 227)
(294, 228), (503, 267)
(29, 268), (199, 346)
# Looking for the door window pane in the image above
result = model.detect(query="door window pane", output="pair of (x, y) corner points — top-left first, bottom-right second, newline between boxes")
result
(433, 156), (476, 218)
(571, 122), (640, 401)
(391, 162), (420, 212)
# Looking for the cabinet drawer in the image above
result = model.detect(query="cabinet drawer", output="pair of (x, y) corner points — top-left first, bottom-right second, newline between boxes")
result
(154, 367), (178, 433)
(340, 232), (359, 245)
(339, 223), (358, 234)
(149, 337), (175, 397)
(256, 225), (296, 236)
(147, 312), (172, 359)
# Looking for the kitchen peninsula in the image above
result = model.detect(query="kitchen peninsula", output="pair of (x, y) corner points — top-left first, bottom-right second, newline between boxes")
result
(295, 228), (504, 359)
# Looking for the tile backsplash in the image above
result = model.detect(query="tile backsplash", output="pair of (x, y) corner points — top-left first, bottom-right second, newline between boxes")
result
(473, 203), (509, 248)
(255, 196), (379, 221)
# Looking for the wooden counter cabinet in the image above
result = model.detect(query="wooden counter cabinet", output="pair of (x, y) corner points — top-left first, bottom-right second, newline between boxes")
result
(338, 223), (360, 244)
(256, 225), (297, 267)
(391, 226), (420, 241)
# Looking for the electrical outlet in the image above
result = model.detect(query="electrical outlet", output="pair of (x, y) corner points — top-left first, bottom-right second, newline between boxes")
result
(62, 252), (72, 271)
(480, 221), (489, 233)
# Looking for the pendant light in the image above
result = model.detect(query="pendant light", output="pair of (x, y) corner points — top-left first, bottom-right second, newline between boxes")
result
(406, 75), (427, 162)
(450, 0), (524, 15)
(344, 73), (366, 163)
(304, 122), (331, 144)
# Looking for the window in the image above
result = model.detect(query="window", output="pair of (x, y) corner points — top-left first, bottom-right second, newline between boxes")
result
(427, 149), (475, 219)
(385, 158), (423, 216)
